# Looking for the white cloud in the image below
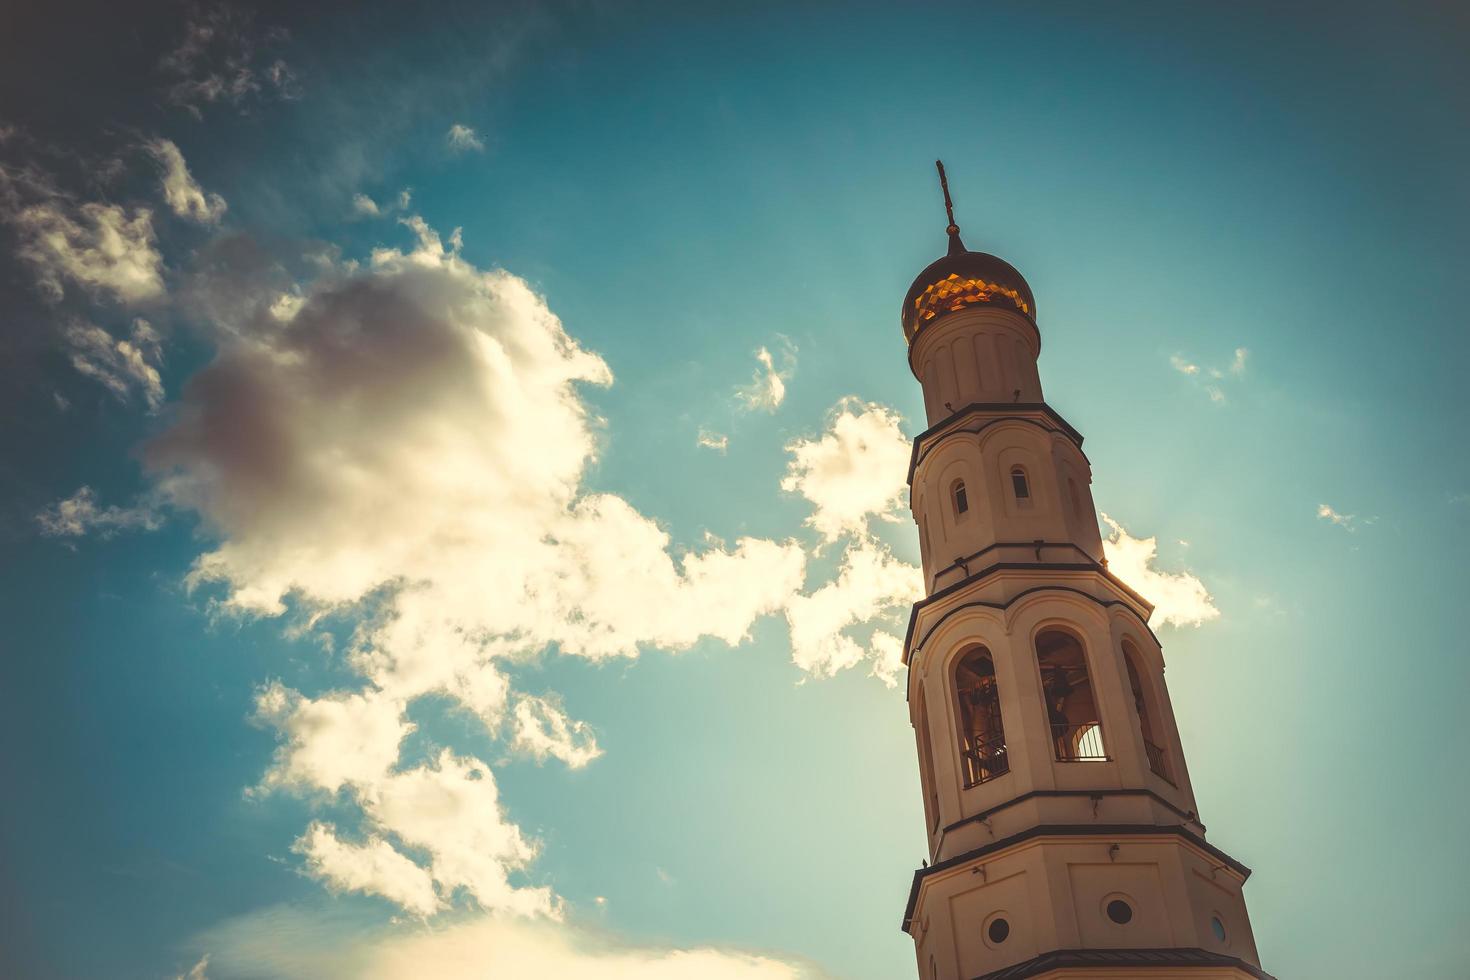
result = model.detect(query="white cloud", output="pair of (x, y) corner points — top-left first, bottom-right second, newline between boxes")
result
(253, 683), (411, 796)
(784, 535), (922, 683)
(280, 745), (554, 919)
(36, 485), (162, 537)
(1170, 348), (1250, 406)
(173, 954), (211, 980)
(145, 218), (808, 918)
(294, 823), (440, 918)
(1229, 346), (1249, 376)
(511, 695), (602, 769)
(1317, 503), (1355, 531)
(361, 750), (555, 917)
(735, 343), (793, 412)
(352, 190), (412, 219)
(1169, 354), (1199, 376)
(446, 124), (485, 153)
(696, 429), (729, 453)
(127, 217), (934, 932)
(867, 630), (907, 688)
(1100, 514), (1220, 629)
(146, 139), (227, 224)
(7, 195), (163, 304)
(780, 400), (911, 543)
(193, 905), (823, 980)
(63, 318), (165, 408)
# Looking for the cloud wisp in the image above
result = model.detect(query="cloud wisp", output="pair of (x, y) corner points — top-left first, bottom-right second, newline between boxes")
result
(1317, 503), (1356, 531)
(36, 485), (163, 538)
(159, 1), (299, 117)
(735, 343), (794, 412)
(146, 139), (228, 224)
(1170, 346), (1250, 405)
(62, 317), (166, 409)
(511, 694), (603, 769)
(446, 124), (485, 153)
(352, 189), (411, 219)
(696, 429), (729, 453)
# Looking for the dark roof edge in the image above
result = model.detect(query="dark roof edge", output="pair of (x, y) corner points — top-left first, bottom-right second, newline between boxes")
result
(971, 947), (1276, 980)
(939, 788), (1205, 840)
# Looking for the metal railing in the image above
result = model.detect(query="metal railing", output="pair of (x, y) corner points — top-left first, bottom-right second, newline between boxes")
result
(961, 731), (1010, 787)
(1144, 739), (1174, 784)
(1052, 722), (1108, 762)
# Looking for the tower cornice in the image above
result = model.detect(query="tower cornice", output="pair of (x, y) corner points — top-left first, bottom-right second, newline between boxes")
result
(907, 403), (1086, 487)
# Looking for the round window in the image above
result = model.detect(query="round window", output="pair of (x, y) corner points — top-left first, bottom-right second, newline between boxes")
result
(1211, 915), (1227, 942)
(1106, 899), (1133, 924)
(987, 917), (1010, 944)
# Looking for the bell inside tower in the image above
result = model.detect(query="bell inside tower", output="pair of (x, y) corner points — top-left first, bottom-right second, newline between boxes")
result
(1036, 628), (1106, 763)
(954, 648), (1008, 787)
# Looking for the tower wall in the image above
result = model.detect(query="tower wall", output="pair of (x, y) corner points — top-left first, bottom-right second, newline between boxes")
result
(898, 241), (1267, 980)
(909, 307), (1043, 425)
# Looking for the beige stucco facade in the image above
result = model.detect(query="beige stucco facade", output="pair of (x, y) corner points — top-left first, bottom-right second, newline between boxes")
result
(897, 246), (1269, 980)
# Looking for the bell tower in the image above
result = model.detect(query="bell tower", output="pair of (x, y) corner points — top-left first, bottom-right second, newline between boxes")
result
(899, 163), (1272, 980)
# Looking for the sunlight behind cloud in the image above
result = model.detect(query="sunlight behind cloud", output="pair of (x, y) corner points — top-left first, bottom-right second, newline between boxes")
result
(139, 217), (808, 919)
(194, 905), (824, 980)
(1100, 513), (1220, 628)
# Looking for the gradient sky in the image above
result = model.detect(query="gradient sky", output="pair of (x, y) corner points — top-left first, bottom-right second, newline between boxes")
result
(2, 3), (1468, 979)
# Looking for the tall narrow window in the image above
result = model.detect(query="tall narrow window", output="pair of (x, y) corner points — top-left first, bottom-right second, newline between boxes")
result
(955, 647), (1009, 787)
(1068, 478), (1084, 518)
(1010, 466), (1030, 500)
(1124, 640), (1172, 783)
(1036, 628), (1106, 761)
(915, 688), (940, 830)
(952, 480), (969, 516)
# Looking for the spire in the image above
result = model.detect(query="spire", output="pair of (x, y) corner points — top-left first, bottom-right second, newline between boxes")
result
(936, 159), (967, 256)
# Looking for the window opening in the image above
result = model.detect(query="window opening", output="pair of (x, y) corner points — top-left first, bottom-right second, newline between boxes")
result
(955, 648), (1009, 786)
(1124, 641), (1172, 783)
(1036, 629), (1107, 761)
(1010, 467), (1030, 500)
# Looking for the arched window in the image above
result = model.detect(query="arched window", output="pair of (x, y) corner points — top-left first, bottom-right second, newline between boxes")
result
(1036, 628), (1106, 761)
(955, 647), (1009, 787)
(1123, 640), (1172, 783)
(1010, 466), (1031, 501)
(915, 687), (940, 830)
(952, 479), (969, 517)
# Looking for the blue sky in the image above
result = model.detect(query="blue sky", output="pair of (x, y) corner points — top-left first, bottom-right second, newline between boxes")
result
(2, 2), (1468, 978)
